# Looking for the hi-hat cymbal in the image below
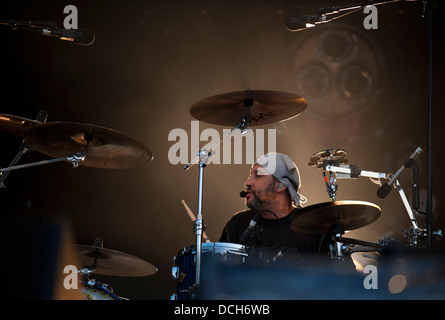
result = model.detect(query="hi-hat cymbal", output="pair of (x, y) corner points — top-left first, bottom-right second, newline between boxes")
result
(190, 89), (307, 127)
(74, 245), (158, 277)
(23, 122), (153, 169)
(290, 200), (381, 234)
(0, 113), (40, 137)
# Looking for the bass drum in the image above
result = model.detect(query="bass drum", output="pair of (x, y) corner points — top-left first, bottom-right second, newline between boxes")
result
(79, 279), (121, 300)
(171, 242), (248, 300)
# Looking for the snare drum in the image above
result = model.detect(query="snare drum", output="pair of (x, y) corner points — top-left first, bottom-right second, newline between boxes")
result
(171, 242), (248, 300)
(79, 279), (120, 300)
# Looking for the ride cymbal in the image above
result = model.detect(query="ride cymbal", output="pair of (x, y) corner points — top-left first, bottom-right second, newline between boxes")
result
(190, 89), (307, 127)
(290, 200), (381, 234)
(23, 121), (153, 169)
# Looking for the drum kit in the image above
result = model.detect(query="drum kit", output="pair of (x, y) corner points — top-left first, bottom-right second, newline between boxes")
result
(0, 89), (441, 300)
(170, 89), (441, 300)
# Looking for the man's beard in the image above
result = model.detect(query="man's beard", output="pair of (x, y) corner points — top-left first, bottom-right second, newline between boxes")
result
(246, 181), (276, 210)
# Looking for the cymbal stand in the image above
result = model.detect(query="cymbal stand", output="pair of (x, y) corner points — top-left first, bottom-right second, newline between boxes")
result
(0, 110), (48, 188)
(329, 223), (385, 259)
(183, 117), (250, 296)
(329, 224), (347, 260)
(0, 153), (85, 175)
(0, 141), (31, 188)
(322, 170), (337, 201)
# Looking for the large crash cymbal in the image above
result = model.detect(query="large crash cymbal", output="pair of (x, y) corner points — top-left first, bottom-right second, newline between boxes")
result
(290, 200), (381, 235)
(0, 113), (40, 137)
(190, 89), (307, 126)
(23, 121), (153, 169)
(74, 244), (158, 277)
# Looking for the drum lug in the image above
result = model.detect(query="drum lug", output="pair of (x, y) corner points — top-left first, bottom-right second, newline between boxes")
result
(87, 279), (97, 286)
(172, 266), (179, 279)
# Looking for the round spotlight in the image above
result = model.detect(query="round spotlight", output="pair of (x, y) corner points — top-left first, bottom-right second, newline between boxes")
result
(338, 64), (374, 100)
(295, 63), (332, 100)
(317, 29), (356, 63)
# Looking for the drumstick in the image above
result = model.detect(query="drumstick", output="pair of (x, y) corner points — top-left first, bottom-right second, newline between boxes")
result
(181, 200), (211, 243)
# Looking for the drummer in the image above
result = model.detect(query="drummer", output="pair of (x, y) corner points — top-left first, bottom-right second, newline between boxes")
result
(219, 152), (329, 263)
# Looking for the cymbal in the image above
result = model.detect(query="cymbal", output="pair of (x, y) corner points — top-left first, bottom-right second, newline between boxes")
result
(190, 89), (307, 126)
(23, 122), (153, 169)
(0, 113), (39, 137)
(74, 244), (158, 277)
(308, 149), (348, 169)
(309, 149), (347, 161)
(290, 200), (381, 234)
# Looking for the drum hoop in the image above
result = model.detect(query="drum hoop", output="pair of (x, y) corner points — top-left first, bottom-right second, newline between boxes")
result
(174, 242), (248, 261)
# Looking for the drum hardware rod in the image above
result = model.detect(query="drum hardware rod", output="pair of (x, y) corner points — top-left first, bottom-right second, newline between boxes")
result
(343, 245), (381, 254)
(193, 152), (207, 290)
(328, 224), (345, 260)
(423, 0), (434, 249)
(322, 171), (337, 201)
(0, 152), (85, 174)
(330, 233), (345, 260)
(394, 179), (421, 231)
(324, 164), (388, 180)
(335, 236), (384, 256)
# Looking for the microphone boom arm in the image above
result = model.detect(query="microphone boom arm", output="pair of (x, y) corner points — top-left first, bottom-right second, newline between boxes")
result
(286, 0), (405, 31)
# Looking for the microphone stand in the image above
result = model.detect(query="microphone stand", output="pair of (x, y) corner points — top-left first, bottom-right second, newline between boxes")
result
(423, 0), (434, 249)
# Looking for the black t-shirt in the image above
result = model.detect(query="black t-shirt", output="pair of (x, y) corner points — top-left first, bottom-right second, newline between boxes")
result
(219, 208), (329, 263)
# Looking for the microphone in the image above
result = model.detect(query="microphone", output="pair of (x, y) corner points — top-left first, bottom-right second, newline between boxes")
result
(377, 144), (425, 199)
(239, 213), (259, 245)
(31, 27), (95, 46)
(240, 191), (247, 198)
(285, 14), (326, 32)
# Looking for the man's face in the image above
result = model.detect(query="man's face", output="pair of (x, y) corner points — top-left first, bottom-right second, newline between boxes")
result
(243, 163), (278, 210)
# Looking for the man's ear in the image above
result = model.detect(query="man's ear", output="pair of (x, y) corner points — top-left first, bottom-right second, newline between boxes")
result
(277, 182), (287, 192)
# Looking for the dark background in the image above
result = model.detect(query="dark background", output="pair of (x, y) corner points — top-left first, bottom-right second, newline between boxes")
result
(0, 0), (444, 300)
